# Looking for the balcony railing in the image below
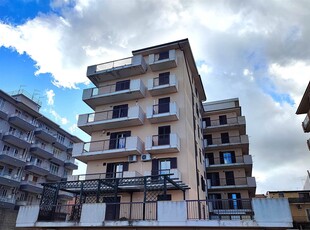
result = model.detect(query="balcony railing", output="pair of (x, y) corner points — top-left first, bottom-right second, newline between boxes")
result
(149, 50), (177, 71)
(87, 55), (147, 84)
(0, 195), (16, 204)
(146, 102), (179, 123)
(146, 133), (180, 153)
(8, 113), (37, 131)
(207, 176), (256, 188)
(83, 79), (146, 109)
(78, 105), (144, 134)
(0, 172), (21, 182)
(203, 135), (249, 149)
(148, 74), (178, 96)
(205, 155), (252, 167)
(73, 136), (143, 162)
(203, 116), (245, 130)
(302, 114), (310, 132)
(0, 150), (26, 162)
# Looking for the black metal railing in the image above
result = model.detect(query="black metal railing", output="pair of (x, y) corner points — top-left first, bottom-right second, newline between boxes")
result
(203, 117), (241, 128)
(152, 134), (170, 146)
(186, 199), (253, 220)
(204, 135), (243, 146)
(86, 107), (128, 123)
(38, 204), (81, 222)
(208, 177), (248, 187)
(83, 137), (128, 152)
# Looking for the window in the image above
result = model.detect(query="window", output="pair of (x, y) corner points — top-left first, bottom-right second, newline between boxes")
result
(225, 171), (235, 185)
(151, 158), (177, 177)
(219, 115), (227, 125)
(158, 72), (170, 85)
(112, 104), (128, 119)
(109, 131), (131, 149)
(115, 80), (130, 91)
(299, 192), (310, 199)
(206, 153), (214, 165)
(220, 151), (236, 164)
(53, 147), (62, 156)
(158, 126), (170, 145)
(50, 163), (59, 175)
(278, 192), (284, 198)
(204, 134), (213, 146)
(106, 162), (129, 178)
(207, 172), (220, 186)
(228, 193), (241, 209)
(57, 133), (65, 144)
(158, 51), (169, 60)
(202, 118), (211, 128)
(201, 175), (206, 191)
(209, 194), (222, 209)
(221, 133), (229, 144)
(158, 97), (170, 114)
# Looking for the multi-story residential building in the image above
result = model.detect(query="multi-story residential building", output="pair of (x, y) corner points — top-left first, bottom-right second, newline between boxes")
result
(0, 89), (80, 211)
(202, 98), (256, 206)
(267, 190), (310, 229)
(296, 81), (310, 149)
(16, 39), (292, 229)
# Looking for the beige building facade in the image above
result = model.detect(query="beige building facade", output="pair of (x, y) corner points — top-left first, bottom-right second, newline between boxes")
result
(203, 98), (256, 205)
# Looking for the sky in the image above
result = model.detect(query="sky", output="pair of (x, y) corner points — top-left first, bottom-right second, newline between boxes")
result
(0, 0), (309, 194)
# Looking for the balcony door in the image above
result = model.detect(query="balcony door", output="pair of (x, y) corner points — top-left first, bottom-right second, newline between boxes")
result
(112, 104), (128, 119)
(103, 196), (121, 220)
(106, 162), (129, 178)
(225, 171), (235, 185)
(158, 126), (170, 145)
(115, 80), (130, 91)
(228, 193), (241, 209)
(219, 115), (227, 125)
(151, 157), (177, 177)
(220, 151), (236, 164)
(109, 131), (131, 149)
(221, 133), (229, 144)
(158, 72), (170, 85)
(158, 97), (170, 114)
(207, 172), (220, 186)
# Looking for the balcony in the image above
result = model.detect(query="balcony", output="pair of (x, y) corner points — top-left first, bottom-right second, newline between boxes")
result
(78, 105), (145, 134)
(207, 177), (256, 192)
(203, 116), (246, 134)
(149, 50), (177, 72)
(34, 128), (56, 143)
(47, 170), (63, 181)
(144, 169), (182, 181)
(20, 180), (43, 194)
(0, 108), (8, 120)
(204, 135), (249, 152)
(148, 74), (178, 96)
(87, 55), (147, 86)
(146, 102), (179, 124)
(83, 79), (146, 109)
(25, 161), (50, 176)
(145, 133), (180, 154)
(30, 144), (53, 160)
(8, 113), (36, 132)
(205, 155), (253, 171)
(64, 157), (78, 170)
(2, 131), (31, 149)
(0, 172), (21, 187)
(0, 195), (16, 209)
(73, 136), (143, 163)
(0, 150), (27, 167)
(302, 114), (310, 132)
(53, 139), (67, 151)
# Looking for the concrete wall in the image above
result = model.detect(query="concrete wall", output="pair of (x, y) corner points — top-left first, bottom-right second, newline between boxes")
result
(0, 208), (19, 230)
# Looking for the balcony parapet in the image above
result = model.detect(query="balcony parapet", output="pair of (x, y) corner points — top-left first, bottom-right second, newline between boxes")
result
(302, 114), (310, 132)
(83, 79), (146, 109)
(78, 105), (144, 134)
(0, 150), (27, 167)
(73, 136), (144, 163)
(87, 55), (147, 85)
(149, 50), (177, 72)
(205, 155), (252, 169)
(148, 74), (178, 96)
(146, 102), (179, 124)
(146, 133), (180, 154)
(8, 113), (37, 131)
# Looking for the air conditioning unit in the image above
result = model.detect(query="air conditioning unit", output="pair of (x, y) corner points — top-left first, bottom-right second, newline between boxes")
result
(141, 153), (151, 162)
(128, 155), (137, 162)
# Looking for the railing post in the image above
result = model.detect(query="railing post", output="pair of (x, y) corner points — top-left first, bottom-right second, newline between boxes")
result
(143, 177), (147, 220)
(198, 200), (201, 219)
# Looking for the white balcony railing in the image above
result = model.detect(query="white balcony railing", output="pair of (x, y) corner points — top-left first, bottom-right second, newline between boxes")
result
(146, 102), (179, 123)
(145, 133), (180, 153)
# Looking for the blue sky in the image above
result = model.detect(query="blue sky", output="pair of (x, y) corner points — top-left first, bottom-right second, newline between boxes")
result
(0, 0), (309, 193)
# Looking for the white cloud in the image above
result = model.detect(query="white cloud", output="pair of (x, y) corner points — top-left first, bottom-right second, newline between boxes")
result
(45, 89), (55, 106)
(49, 109), (69, 125)
(1, 0), (310, 193)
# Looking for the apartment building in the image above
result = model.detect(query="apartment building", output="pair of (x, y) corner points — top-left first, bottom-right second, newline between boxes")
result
(0, 89), (80, 210)
(202, 98), (256, 207)
(296, 81), (310, 150)
(16, 39), (292, 229)
(267, 190), (310, 229)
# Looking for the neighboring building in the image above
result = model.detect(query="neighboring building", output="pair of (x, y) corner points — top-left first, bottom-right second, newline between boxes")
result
(267, 190), (310, 229)
(202, 98), (256, 208)
(16, 39), (292, 229)
(0, 89), (80, 209)
(296, 81), (310, 150)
